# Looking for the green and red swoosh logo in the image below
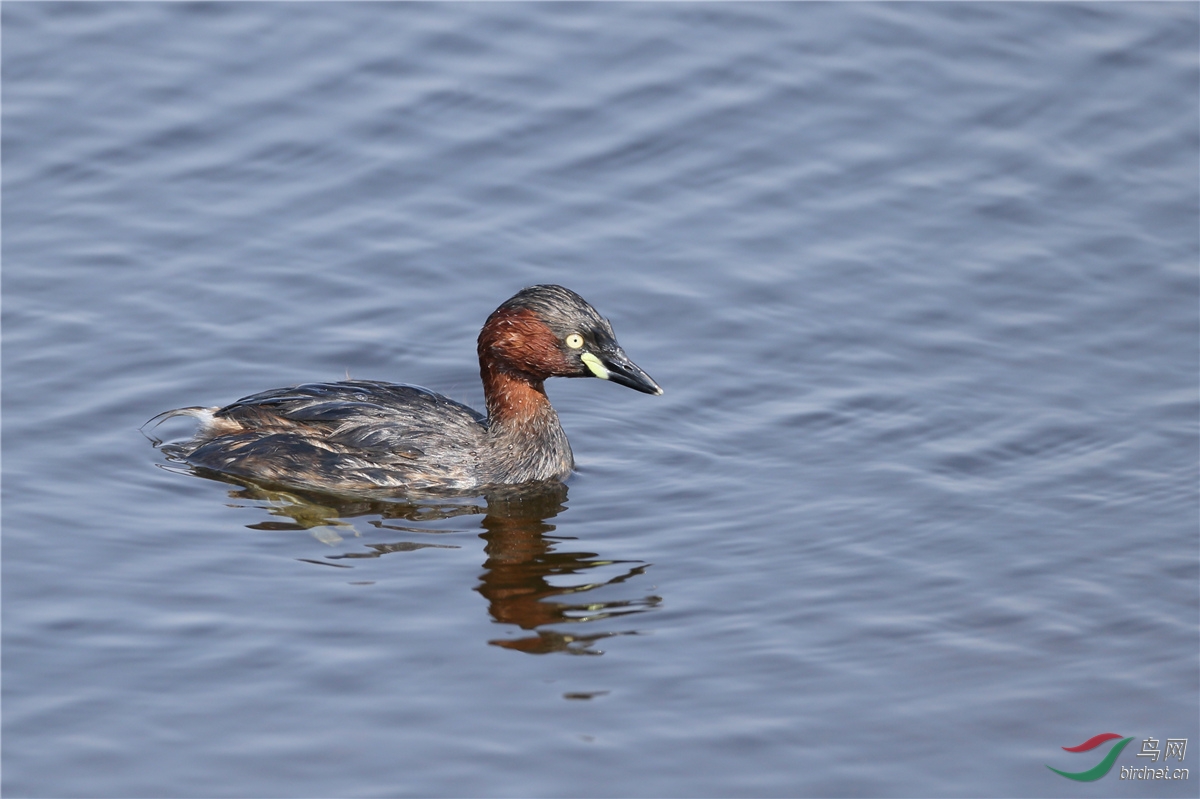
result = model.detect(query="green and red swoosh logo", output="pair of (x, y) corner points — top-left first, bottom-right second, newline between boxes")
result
(1047, 733), (1134, 781)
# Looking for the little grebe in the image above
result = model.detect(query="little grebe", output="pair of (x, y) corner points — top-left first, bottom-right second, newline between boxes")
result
(149, 285), (661, 492)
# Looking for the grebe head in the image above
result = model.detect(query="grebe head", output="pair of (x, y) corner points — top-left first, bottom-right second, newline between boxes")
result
(478, 284), (662, 395)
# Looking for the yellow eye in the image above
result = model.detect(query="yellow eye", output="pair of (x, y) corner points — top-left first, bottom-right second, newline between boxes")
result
(565, 333), (584, 349)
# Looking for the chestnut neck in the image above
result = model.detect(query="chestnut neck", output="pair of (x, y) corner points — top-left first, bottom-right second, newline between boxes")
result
(479, 362), (555, 430)
(474, 303), (576, 483)
(477, 305), (568, 431)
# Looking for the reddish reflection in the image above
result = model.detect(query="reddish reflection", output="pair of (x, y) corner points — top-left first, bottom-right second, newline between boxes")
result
(476, 485), (658, 655)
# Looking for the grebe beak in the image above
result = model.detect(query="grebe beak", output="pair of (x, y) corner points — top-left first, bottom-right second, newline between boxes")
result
(580, 347), (663, 396)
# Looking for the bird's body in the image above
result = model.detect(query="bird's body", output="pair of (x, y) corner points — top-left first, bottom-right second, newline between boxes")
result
(149, 285), (660, 493)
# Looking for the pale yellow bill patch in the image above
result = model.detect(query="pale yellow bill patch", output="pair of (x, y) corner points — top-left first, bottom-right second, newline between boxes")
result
(580, 351), (610, 380)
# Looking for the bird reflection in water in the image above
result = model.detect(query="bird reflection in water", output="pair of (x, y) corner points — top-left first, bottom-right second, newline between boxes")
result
(188, 471), (659, 655)
(474, 484), (660, 655)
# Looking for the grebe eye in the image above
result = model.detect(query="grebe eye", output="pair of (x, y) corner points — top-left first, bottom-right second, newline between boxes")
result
(565, 333), (584, 349)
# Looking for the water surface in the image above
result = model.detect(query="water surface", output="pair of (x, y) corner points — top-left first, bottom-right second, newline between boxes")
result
(4, 3), (1197, 796)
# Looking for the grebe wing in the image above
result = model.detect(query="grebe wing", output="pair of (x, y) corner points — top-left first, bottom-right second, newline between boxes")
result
(187, 380), (489, 490)
(219, 380), (484, 424)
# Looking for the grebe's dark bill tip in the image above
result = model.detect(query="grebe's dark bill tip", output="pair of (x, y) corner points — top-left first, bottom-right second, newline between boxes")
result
(595, 350), (662, 396)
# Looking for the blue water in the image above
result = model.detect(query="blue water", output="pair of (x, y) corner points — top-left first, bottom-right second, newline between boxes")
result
(4, 3), (1197, 796)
